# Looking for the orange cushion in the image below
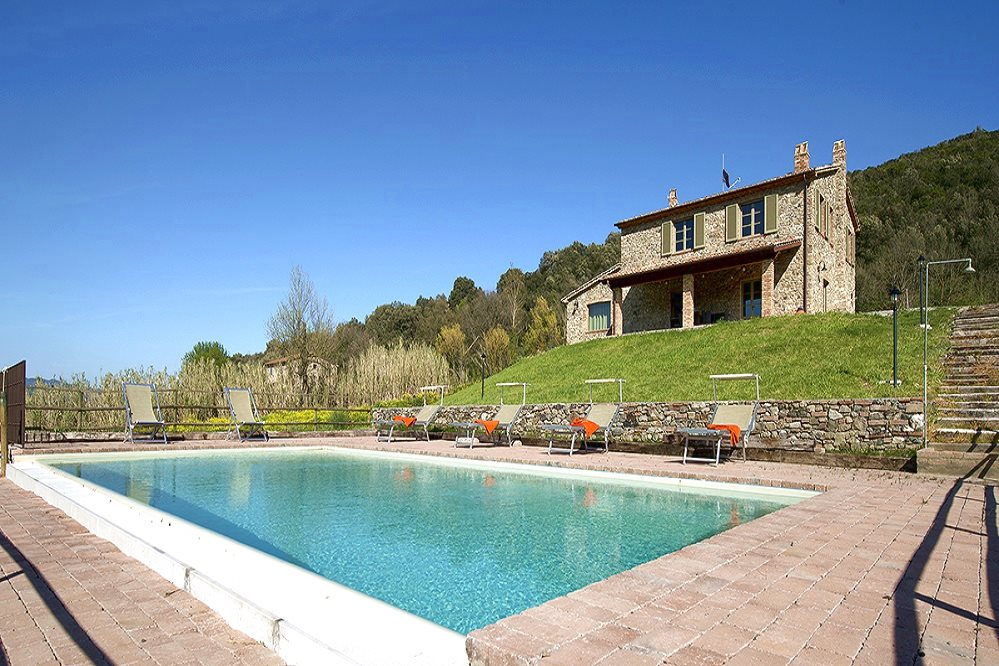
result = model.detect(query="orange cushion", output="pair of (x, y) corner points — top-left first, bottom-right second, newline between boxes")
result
(393, 415), (417, 428)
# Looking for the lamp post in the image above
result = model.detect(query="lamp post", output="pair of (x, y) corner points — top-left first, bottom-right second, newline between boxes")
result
(920, 257), (975, 445)
(890, 286), (901, 388)
(917, 255), (926, 328)
(479, 352), (486, 400)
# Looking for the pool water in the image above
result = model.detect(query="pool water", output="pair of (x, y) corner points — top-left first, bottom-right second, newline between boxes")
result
(51, 449), (802, 633)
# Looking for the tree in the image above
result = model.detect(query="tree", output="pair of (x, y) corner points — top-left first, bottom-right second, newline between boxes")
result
(482, 325), (513, 374)
(435, 323), (467, 378)
(497, 268), (527, 332)
(182, 341), (228, 368)
(365, 302), (418, 346)
(522, 296), (562, 354)
(267, 266), (334, 392)
(448, 276), (481, 309)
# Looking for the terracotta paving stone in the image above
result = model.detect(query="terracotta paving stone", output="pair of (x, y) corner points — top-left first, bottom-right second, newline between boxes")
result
(0, 478), (282, 665)
(664, 645), (727, 665)
(8, 436), (999, 664)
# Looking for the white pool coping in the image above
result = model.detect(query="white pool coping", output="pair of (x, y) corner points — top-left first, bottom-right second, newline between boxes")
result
(10, 446), (818, 666)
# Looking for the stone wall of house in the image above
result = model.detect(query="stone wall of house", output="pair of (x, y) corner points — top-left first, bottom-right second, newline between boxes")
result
(621, 281), (673, 333)
(373, 397), (924, 451)
(806, 143), (855, 314)
(773, 247), (804, 315)
(619, 181), (807, 275)
(564, 279), (616, 345)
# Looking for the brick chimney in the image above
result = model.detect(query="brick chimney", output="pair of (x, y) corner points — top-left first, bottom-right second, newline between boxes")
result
(668, 188), (678, 208)
(793, 141), (810, 173)
(833, 139), (846, 169)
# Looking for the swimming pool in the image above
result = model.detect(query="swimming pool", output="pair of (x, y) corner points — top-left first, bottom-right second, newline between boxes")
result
(44, 447), (807, 635)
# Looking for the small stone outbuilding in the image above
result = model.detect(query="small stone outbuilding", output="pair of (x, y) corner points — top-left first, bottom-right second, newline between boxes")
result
(564, 140), (858, 344)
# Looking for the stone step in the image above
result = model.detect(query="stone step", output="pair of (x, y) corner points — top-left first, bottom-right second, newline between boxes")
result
(933, 426), (999, 444)
(943, 375), (993, 383)
(936, 417), (999, 429)
(935, 401), (999, 410)
(953, 318), (999, 327)
(916, 448), (999, 480)
(952, 319), (999, 327)
(945, 348), (999, 356)
(938, 385), (999, 393)
(936, 407), (999, 416)
(927, 441), (999, 453)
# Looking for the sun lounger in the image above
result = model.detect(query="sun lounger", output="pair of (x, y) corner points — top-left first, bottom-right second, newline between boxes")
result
(450, 382), (527, 448)
(542, 379), (624, 455)
(678, 374), (760, 465)
(224, 387), (269, 442)
(122, 382), (168, 444)
(375, 385), (447, 443)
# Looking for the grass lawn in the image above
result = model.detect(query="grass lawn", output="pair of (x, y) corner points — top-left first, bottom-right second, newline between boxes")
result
(447, 309), (955, 405)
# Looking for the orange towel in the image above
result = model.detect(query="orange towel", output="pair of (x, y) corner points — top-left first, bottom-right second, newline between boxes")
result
(475, 419), (500, 435)
(571, 418), (600, 438)
(707, 423), (741, 446)
(393, 415), (417, 428)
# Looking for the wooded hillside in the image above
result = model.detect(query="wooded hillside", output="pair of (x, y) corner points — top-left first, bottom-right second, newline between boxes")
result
(850, 127), (998, 311)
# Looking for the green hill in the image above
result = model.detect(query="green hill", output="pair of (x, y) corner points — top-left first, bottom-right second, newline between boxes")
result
(446, 309), (954, 405)
(851, 127), (999, 311)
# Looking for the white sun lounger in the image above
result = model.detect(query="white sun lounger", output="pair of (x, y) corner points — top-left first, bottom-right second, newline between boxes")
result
(542, 379), (624, 455)
(450, 382), (527, 448)
(375, 385), (447, 443)
(122, 382), (168, 444)
(224, 387), (269, 442)
(678, 374), (759, 465)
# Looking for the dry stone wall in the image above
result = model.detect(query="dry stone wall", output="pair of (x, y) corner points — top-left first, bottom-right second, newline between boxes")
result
(373, 397), (924, 451)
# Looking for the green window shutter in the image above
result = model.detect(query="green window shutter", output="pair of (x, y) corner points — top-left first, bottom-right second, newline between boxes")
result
(764, 194), (778, 234)
(693, 212), (705, 248)
(725, 204), (739, 242)
(661, 221), (674, 255)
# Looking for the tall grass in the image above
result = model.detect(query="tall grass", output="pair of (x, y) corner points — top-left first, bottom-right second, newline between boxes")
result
(28, 342), (451, 433)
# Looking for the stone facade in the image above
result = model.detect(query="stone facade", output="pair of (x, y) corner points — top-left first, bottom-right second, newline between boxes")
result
(373, 396), (924, 452)
(563, 140), (856, 344)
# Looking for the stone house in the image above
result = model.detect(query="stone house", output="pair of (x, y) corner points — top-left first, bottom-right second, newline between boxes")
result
(263, 355), (333, 384)
(563, 140), (858, 345)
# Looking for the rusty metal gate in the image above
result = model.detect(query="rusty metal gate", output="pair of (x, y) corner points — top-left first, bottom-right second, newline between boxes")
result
(2, 360), (26, 448)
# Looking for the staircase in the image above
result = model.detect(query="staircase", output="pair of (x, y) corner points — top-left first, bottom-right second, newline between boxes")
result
(917, 304), (999, 481)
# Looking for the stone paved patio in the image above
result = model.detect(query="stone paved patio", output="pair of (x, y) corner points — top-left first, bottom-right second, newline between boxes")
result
(0, 479), (284, 665)
(4, 436), (999, 664)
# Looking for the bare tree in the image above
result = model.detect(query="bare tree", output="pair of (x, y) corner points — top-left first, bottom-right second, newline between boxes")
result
(267, 266), (334, 393)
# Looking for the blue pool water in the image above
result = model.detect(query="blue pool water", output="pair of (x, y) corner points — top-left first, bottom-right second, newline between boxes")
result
(50, 449), (803, 633)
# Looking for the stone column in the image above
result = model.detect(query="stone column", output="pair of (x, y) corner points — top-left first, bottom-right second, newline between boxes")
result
(612, 288), (623, 336)
(682, 273), (694, 328)
(761, 259), (775, 317)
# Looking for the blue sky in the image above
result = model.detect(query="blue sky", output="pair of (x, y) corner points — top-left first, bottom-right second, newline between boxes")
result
(3, 1), (997, 379)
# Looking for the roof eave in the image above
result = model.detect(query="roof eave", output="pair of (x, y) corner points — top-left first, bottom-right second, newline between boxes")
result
(615, 170), (817, 231)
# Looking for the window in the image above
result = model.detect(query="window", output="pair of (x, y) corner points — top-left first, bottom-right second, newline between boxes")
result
(674, 218), (694, 252)
(741, 200), (765, 237)
(587, 301), (611, 332)
(742, 280), (762, 319)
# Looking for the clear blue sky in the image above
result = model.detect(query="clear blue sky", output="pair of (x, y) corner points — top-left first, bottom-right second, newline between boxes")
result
(3, 1), (997, 379)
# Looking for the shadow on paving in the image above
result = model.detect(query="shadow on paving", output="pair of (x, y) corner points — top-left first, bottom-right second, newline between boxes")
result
(893, 459), (998, 665)
(0, 529), (112, 665)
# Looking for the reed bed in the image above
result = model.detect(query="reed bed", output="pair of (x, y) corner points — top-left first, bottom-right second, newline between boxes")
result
(27, 342), (452, 433)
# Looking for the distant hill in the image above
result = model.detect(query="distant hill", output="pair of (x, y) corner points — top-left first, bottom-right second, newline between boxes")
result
(850, 128), (999, 311)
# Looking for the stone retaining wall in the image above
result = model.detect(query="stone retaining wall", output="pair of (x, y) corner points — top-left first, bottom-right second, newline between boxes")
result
(374, 397), (923, 451)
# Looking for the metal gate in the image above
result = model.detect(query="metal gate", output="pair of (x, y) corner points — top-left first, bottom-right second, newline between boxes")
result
(2, 360), (26, 448)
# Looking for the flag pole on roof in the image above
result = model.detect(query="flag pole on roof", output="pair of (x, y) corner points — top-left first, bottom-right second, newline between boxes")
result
(722, 154), (741, 190)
